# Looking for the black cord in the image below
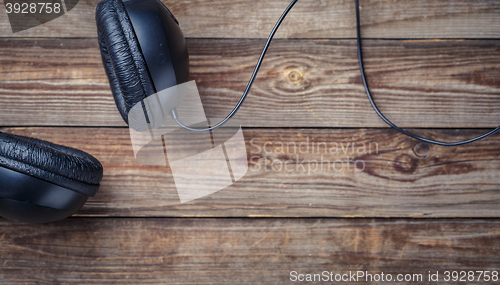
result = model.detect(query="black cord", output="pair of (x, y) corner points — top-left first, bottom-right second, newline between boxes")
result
(173, 0), (499, 145)
(355, 0), (500, 146)
(172, 0), (299, 132)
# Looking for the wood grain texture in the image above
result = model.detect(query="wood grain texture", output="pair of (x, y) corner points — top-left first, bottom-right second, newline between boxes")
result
(1, 38), (499, 128)
(0, 218), (499, 284)
(2, 127), (500, 218)
(0, 0), (498, 280)
(0, 0), (499, 39)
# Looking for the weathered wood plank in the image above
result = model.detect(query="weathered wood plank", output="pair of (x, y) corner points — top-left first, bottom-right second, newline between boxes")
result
(0, 0), (499, 39)
(1, 38), (499, 128)
(0, 218), (499, 284)
(2, 127), (500, 218)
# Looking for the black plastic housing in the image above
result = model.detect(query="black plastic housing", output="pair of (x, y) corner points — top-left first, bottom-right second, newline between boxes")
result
(123, 0), (189, 95)
(0, 166), (88, 223)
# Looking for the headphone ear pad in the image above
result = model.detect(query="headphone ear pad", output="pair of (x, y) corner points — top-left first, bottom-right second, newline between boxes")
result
(95, 0), (156, 124)
(0, 132), (103, 223)
(0, 132), (103, 197)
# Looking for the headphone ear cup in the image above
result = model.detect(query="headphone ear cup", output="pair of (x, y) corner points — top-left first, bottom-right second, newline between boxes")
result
(0, 132), (103, 223)
(96, 0), (156, 124)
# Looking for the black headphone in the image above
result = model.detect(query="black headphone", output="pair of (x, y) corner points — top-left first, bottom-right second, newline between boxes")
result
(0, 0), (176, 224)
(0, 0), (198, 224)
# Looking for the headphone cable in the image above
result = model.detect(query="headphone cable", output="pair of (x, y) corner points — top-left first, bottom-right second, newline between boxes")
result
(171, 0), (299, 132)
(173, 0), (500, 145)
(355, 0), (500, 146)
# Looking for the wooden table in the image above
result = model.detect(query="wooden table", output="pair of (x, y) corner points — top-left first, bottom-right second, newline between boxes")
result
(1, 0), (499, 283)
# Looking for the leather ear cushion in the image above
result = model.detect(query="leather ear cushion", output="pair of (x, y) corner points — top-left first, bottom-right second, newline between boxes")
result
(95, 0), (156, 124)
(0, 132), (103, 197)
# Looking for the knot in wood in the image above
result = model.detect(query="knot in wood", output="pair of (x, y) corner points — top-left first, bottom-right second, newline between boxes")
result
(413, 142), (430, 158)
(288, 70), (302, 82)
